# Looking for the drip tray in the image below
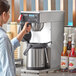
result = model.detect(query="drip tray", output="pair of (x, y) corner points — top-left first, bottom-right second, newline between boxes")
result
(21, 68), (58, 75)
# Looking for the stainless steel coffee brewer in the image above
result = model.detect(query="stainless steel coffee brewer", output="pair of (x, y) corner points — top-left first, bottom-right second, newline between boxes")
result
(19, 11), (64, 70)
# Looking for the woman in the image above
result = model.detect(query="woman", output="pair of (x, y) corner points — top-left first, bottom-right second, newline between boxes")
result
(0, 0), (31, 76)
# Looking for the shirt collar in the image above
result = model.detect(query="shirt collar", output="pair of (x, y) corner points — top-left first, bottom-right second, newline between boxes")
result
(0, 26), (6, 33)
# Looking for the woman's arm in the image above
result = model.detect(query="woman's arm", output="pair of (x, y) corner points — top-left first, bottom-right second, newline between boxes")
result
(11, 22), (31, 50)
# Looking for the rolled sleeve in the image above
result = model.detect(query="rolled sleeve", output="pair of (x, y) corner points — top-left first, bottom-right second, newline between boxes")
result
(11, 37), (20, 50)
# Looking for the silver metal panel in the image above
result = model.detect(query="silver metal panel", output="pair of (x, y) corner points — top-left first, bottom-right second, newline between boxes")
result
(36, 49), (39, 67)
(27, 49), (45, 68)
(21, 11), (40, 13)
(21, 10), (64, 22)
(27, 49), (33, 67)
(50, 22), (64, 69)
(40, 11), (64, 22)
(33, 49), (36, 67)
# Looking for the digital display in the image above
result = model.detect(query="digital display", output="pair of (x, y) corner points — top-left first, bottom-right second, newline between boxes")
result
(29, 14), (35, 17)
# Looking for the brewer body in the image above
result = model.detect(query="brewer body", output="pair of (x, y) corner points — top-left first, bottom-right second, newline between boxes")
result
(19, 11), (64, 69)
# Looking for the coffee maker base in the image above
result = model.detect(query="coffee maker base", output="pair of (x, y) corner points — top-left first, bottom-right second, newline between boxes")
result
(21, 68), (57, 76)
(27, 67), (46, 70)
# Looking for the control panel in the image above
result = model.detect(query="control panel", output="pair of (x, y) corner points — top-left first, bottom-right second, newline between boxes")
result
(21, 13), (40, 23)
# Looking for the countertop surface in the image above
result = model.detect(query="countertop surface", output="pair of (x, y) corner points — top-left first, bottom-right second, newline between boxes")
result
(48, 72), (76, 76)
(16, 67), (76, 76)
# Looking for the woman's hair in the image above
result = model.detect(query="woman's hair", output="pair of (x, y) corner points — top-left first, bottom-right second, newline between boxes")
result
(0, 0), (10, 15)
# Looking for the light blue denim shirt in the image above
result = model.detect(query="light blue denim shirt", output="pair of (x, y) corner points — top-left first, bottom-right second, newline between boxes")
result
(0, 27), (20, 76)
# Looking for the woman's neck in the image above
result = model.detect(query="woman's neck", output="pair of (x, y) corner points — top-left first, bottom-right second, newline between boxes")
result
(0, 22), (2, 27)
(0, 23), (2, 27)
(0, 17), (3, 27)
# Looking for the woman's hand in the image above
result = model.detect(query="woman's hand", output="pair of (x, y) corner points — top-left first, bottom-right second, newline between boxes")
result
(22, 22), (31, 35)
(17, 22), (31, 42)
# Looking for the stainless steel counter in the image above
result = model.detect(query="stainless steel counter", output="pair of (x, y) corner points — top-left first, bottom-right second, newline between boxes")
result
(16, 67), (21, 76)
(16, 67), (76, 76)
(48, 72), (76, 76)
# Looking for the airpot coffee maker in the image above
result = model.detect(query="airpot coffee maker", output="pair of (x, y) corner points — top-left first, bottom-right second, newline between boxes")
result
(19, 11), (64, 70)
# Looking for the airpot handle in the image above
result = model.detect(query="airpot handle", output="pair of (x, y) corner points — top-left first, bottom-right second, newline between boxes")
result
(23, 44), (32, 56)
